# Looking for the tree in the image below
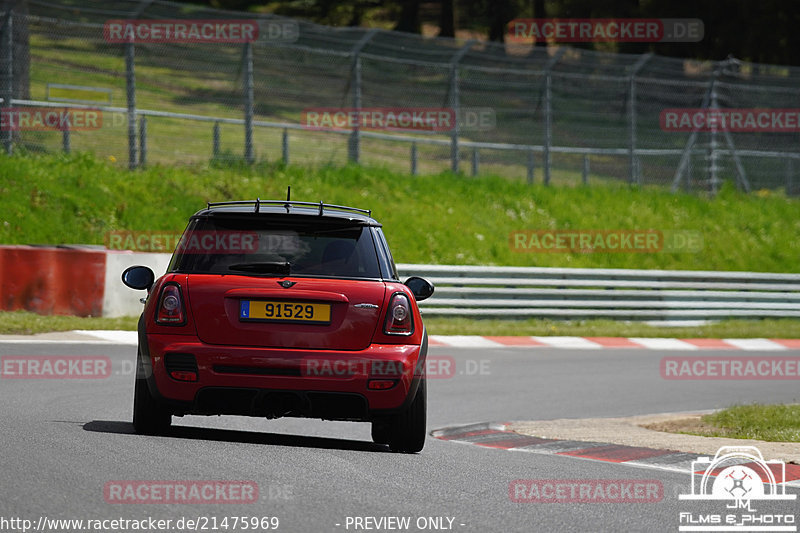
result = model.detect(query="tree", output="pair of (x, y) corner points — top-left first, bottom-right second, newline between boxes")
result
(439, 0), (455, 38)
(393, 0), (421, 34)
(533, 0), (545, 47)
(487, 0), (516, 42)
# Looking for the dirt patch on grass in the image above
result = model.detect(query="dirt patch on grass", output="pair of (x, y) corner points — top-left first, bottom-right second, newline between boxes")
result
(642, 415), (734, 438)
(510, 411), (800, 464)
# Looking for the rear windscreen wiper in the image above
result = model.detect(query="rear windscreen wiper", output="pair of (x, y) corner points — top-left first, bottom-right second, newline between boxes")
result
(228, 262), (291, 275)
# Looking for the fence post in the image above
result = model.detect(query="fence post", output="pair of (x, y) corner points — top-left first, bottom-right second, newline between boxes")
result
(672, 59), (749, 194)
(138, 115), (147, 168)
(582, 154), (589, 185)
(471, 148), (478, 176)
(542, 48), (565, 186)
(787, 158), (795, 196)
(1, 5), (11, 155)
(348, 29), (378, 164)
(349, 54), (362, 163)
(61, 111), (70, 154)
(526, 149), (534, 185)
(628, 53), (651, 185)
(685, 154), (692, 193)
(448, 40), (475, 174)
(243, 42), (254, 164)
(543, 73), (551, 185)
(125, 40), (137, 169)
(212, 121), (220, 159)
(708, 85), (720, 195)
(671, 73), (714, 193)
(410, 142), (417, 175)
(282, 128), (289, 165)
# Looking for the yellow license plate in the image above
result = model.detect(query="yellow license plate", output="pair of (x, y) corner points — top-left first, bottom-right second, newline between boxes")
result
(239, 300), (331, 324)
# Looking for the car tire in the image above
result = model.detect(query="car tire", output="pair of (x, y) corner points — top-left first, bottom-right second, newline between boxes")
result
(133, 355), (171, 435)
(387, 378), (426, 453)
(371, 420), (391, 445)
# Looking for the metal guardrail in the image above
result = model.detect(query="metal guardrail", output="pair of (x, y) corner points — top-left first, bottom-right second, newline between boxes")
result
(396, 264), (800, 320)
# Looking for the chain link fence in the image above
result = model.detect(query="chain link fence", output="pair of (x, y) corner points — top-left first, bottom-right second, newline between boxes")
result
(2, 0), (799, 193)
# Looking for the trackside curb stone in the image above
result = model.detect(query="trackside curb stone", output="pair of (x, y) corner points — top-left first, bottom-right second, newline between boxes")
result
(431, 422), (800, 488)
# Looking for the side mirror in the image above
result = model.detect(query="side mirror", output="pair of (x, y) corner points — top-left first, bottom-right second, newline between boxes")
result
(122, 265), (155, 291)
(404, 276), (434, 302)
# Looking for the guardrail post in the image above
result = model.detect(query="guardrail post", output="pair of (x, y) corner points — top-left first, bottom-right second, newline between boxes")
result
(471, 148), (478, 176)
(138, 115), (147, 168)
(243, 42), (254, 164)
(410, 141), (418, 175)
(1, 5), (12, 155)
(212, 121), (220, 159)
(282, 128), (289, 165)
(448, 40), (475, 174)
(61, 111), (70, 154)
(526, 149), (535, 185)
(348, 29), (378, 164)
(628, 53), (651, 185)
(582, 154), (589, 185)
(125, 40), (137, 169)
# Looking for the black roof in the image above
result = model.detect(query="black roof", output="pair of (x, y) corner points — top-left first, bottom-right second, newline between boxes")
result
(192, 200), (380, 226)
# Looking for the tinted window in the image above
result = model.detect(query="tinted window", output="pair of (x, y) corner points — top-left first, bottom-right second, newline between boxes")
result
(169, 216), (381, 279)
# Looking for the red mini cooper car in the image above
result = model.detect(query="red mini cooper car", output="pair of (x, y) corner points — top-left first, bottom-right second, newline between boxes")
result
(122, 198), (434, 453)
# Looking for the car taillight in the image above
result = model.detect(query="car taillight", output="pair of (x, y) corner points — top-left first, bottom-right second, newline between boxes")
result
(368, 379), (397, 390)
(384, 293), (413, 336)
(156, 283), (186, 325)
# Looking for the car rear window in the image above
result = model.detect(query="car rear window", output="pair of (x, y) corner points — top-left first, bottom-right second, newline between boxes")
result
(168, 216), (382, 279)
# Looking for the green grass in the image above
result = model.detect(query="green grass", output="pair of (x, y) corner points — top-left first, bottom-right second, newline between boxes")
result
(1, 150), (799, 337)
(0, 310), (137, 335)
(695, 404), (800, 442)
(1, 150), (799, 273)
(1, 311), (799, 339)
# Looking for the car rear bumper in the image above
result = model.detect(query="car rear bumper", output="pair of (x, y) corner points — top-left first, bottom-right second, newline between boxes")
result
(141, 333), (425, 420)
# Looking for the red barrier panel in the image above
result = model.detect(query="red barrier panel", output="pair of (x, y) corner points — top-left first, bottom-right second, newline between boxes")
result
(0, 246), (106, 317)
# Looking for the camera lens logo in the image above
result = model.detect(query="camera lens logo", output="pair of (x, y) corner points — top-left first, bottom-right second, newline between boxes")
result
(678, 446), (796, 533)
(680, 446), (794, 502)
(714, 466), (761, 500)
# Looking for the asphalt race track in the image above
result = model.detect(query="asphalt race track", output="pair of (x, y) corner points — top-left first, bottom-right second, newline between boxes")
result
(1, 339), (799, 532)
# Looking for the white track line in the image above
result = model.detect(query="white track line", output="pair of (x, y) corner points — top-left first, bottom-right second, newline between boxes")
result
(628, 338), (699, 350)
(722, 338), (787, 351)
(531, 336), (603, 349)
(72, 330), (138, 345)
(430, 335), (504, 348)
